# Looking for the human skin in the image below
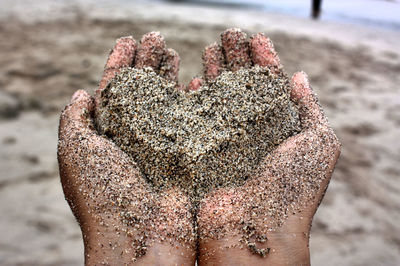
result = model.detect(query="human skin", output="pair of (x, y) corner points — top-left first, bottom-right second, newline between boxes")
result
(58, 29), (341, 265)
(196, 29), (341, 265)
(58, 33), (196, 265)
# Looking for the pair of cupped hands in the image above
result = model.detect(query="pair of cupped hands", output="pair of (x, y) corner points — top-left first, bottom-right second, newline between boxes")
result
(58, 29), (341, 265)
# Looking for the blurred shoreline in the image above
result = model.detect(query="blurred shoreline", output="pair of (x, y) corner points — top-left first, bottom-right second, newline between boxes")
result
(161, 0), (400, 31)
(1, 0), (400, 56)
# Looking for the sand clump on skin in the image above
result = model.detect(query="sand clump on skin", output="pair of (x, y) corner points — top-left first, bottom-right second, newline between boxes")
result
(97, 65), (301, 199)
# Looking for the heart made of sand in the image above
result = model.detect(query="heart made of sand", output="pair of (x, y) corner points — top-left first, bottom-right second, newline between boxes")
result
(97, 66), (300, 192)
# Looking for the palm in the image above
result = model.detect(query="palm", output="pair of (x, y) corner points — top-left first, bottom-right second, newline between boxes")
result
(198, 124), (340, 247)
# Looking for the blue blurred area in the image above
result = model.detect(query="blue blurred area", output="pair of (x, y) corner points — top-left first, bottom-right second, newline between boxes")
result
(163, 0), (400, 30)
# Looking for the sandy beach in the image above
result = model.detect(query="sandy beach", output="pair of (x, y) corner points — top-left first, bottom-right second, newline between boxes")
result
(0, 0), (400, 265)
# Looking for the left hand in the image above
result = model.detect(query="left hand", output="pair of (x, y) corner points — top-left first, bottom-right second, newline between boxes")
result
(58, 34), (196, 265)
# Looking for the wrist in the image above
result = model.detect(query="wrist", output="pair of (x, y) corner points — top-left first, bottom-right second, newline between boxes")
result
(199, 233), (310, 266)
(83, 220), (141, 265)
(83, 220), (196, 265)
(266, 231), (310, 265)
(199, 214), (312, 266)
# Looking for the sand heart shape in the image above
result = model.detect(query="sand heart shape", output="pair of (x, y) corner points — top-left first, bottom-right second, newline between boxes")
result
(97, 66), (300, 194)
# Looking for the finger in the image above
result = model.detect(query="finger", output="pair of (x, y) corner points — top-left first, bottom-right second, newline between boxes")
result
(59, 90), (94, 137)
(98, 37), (137, 93)
(188, 77), (203, 91)
(58, 90), (95, 221)
(134, 31), (166, 70)
(250, 33), (281, 69)
(59, 90), (96, 162)
(159, 48), (180, 82)
(290, 72), (327, 129)
(202, 42), (225, 81)
(221, 28), (251, 71)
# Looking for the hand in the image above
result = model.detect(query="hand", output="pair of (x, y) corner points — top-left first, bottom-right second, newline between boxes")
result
(197, 29), (341, 265)
(58, 33), (196, 265)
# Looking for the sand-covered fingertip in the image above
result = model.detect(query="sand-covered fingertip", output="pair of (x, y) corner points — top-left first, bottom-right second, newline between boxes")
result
(188, 77), (203, 91)
(159, 48), (180, 82)
(71, 89), (91, 104)
(221, 28), (251, 71)
(202, 42), (225, 81)
(290, 71), (328, 128)
(107, 36), (137, 69)
(290, 71), (310, 103)
(63, 89), (94, 124)
(135, 31), (166, 70)
(96, 36), (137, 114)
(250, 33), (281, 69)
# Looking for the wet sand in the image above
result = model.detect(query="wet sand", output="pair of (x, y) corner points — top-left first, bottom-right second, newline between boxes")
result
(98, 65), (299, 192)
(0, 1), (400, 265)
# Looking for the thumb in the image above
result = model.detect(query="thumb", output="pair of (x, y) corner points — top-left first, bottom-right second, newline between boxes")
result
(290, 71), (327, 129)
(59, 90), (95, 141)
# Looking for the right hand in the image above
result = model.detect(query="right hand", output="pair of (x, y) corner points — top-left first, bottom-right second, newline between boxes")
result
(197, 29), (341, 265)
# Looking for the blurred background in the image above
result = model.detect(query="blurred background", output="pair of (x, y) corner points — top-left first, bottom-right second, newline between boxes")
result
(0, 0), (399, 265)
